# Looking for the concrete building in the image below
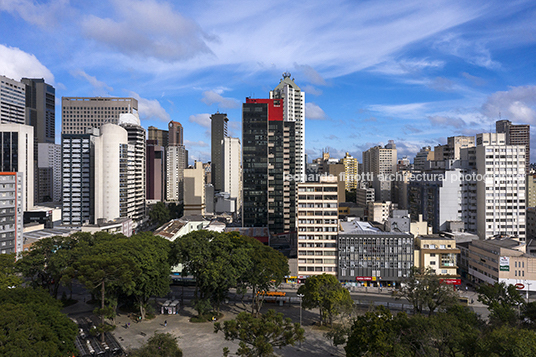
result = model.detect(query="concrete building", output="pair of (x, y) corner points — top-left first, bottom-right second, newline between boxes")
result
(61, 97), (138, 134)
(0, 76), (26, 125)
(362, 140), (397, 202)
(21, 78), (55, 144)
(270, 73), (305, 182)
(497, 119), (530, 174)
(385, 209), (410, 233)
(527, 207), (536, 240)
(367, 201), (393, 224)
(474, 133), (526, 240)
(340, 152), (359, 190)
(146, 140), (164, 201)
(296, 177), (339, 277)
(0, 124), (34, 211)
(148, 126), (169, 147)
(168, 121), (183, 146)
(467, 238), (536, 292)
(356, 186), (375, 208)
(338, 219), (414, 286)
(413, 146), (434, 171)
(184, 161), (206, 216)
(434, 136), (475, 161)
(37, 143), (61, 203)
(222, 137), (242, 211)
(242, 98), (296, 233)
(414, 236), (460, 277)
(0, 172), (24, 254)
(211, 112), (228, 192)
(165, 121), (187, 202)
(527, 174), (536, 208)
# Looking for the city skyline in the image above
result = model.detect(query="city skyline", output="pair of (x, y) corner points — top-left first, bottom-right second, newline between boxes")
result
(1, 0), (535, 162)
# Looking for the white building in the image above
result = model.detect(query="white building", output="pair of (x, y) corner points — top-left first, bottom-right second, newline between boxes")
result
(37, 143), (61, 203)
(362, 140), (397, 202)
(222, 137), (242, 211)
(0, 124), (34, 211)
(0, 76), (26, 125)
(166, 145), (187, 202)
(270, 73), (305, 182)
(475, 133), (526, 240)
(0, 172), (24, 254)
(296, 177), (339, 277)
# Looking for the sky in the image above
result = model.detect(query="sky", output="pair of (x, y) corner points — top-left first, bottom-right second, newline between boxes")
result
(1, 0), (536, 164)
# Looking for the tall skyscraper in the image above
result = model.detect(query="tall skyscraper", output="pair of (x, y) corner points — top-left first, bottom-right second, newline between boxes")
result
(0, 124), (34, 211)
(211, 112), (228, 192)
(0, 76), (26, 125)
(496, 119), (530, 174)
(362, 140), (397, 202)
(270, 73), (305, 182)
(340, 152), (359, 191)
(21, 78), (55, 144)
(166, 121), (187, 202)
(146, 140), (164, 201)
(222, 137), (242, 211)
(37, 143), (61, 203)
(148, 126), (169, 147)
(242, 98), (296, 233)
(61, 97), (138, 134)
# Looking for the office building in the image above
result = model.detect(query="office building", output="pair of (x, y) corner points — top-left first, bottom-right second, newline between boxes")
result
(296, 177), (339, 276)
(222, 137), (242, 211)
(211, 112), (228, 191)
(340, 152), (358, 191)
(37, 143), (61, 202)
(434, 136), (475, 162)
(165, 121), (187, 202)
(168, 121), (183, 146)
(242, 98), (296, 233)
(21, 78), (55, 144)
(413, 146), (434, 171)
(414, 236), (460, 277)
(0, 172), (23, 254)
(184, 161), (206, 215)
(338, 219), (414, 286)
(497, 119), (530, 174)
(148, 126), (169, 147)
(0, 124), (34, 211)
(270, 73), (305, 182)
(61, 97), (138, 134)
(362, 140), (397, 202)
(146, 140), (164, 201)
(527, 174), (536, 208)
(0, 76), (26, 125)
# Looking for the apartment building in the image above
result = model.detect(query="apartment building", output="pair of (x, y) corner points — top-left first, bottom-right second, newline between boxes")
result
(414, 236), (460, 277)
(0, 172), (23, 254)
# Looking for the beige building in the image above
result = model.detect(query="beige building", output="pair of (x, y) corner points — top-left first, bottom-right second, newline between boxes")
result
(527, 174), (536, 208)
(296, 177), (339, 277)
(414, 236), (459, 277)
(184, 161), (206, 215)
(367, 201), (392, 224)
(468, 238), (536, 292)
(362, 140), (397, 202)
(340, 152), (359, 191)
(61, 97), (138, 134)
(410, 214), (431, 237)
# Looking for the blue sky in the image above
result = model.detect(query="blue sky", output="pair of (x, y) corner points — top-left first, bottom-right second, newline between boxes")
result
(1, 0), (536, 163)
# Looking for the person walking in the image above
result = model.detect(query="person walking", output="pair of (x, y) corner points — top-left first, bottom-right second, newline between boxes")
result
(164, 320), (167, 327)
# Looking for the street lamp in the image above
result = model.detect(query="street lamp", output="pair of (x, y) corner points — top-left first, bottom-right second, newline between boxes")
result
(297, 293), (304, 348)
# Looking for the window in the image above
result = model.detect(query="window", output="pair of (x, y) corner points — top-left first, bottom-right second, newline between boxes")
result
(430, 261), (436, 265)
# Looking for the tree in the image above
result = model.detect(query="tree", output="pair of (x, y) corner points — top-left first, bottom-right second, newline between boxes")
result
(297, 274), (353, 326)
(345, 189), (356, 203)
(399, 267), (458, 316)
(477, 282), (524, 326)
(149, 202), (171, 226)
(239, 237), (289, 316)
(0, 287), (78, 356)
(131, 332), (183, 357)
(478, 325), (536, 357)
(128, 233), (172, 319)
(168, 202), (184, 219)
(0, 253), (22, 289)
(214, 309), (304, 357)
(522, 301), (536, 329)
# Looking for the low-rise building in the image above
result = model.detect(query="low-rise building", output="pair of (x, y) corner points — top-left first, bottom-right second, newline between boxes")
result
(414, 235), (460, 278)
(338, 219), (414, 287)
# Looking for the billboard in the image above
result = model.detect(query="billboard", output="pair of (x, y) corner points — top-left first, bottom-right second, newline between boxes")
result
(500, 256), (510, 271)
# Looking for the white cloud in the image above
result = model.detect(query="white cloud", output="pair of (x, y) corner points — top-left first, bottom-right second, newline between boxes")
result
(294, 63), (326, 85)
(368, 102), (428, 118)
(427, 115), (467, 129)
(305, 102), (326, 120)
(370, 58), (445, 75)
(184, 140), (209, 147)
(70, 69), (113, 93)
(0, 44), (54, 83)
(189, 113), (211, 128)
(201, 90), (240, 108)
(128, 91), (170, 122)
(434, 33), (500, 69)
(482, 86), (536, 124)
(302, 85), (323, 96)
(0, 0), (69, 28)
(81, 0), (215, 61)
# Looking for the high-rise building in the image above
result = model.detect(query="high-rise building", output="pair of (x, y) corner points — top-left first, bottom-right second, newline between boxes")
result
(0, 172), (24, 254)
(61, 97), (138, 134)
(184, 161), (206, 216)
(435, 136), (476, 162)
(496, 119), (530, 174)
(168, 121), (183, 146)
(37, 143), (61, 202)
(0, 76), (26, 125)
(270, 73), (305, 182)
(296, 177), (339, 276)
(166, 121), (186, 202)
(211, 112), (228, 192)
(340, 152), (359, 191)
(146, 140), (164, 201)
(0, 124), (34, 211)
(362, 140), (397, 202)
(148, 126), (169, 147)
(21, 78), (55, 144)
(413, 146), (434, 171)
(222, 137), (242, 211)
(242, 98), (296, 233)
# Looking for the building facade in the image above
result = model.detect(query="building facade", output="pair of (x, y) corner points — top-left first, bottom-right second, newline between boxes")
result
(37, 143), (61, 203)
(222, 137), (242, 212)
(497, 119), (530, 174)
(0, 172), (23, 254)
(341, 152), (358, 190)
(184, 161), (206, 215)
(211, 112), (228, 192)
(0, 76), (26, 125)
(362, 140), (397, 202)
(414, 236), (460, 277)
(146, 140), (164, 201)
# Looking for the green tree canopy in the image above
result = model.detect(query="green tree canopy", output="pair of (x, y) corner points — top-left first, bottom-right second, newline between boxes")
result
(297, 273), (353, 326)
(0, 287), (78, 356)
(477, 282), (525, 326)
(149, 202), (171, 226)
(214, 309), (304, 357)
(0, 253), (22, 289)
(478, 325), (536, 357)
(130, 332), (183, 357)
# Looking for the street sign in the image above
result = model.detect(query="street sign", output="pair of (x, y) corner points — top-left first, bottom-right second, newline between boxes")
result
(515, 283), (525, 290)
